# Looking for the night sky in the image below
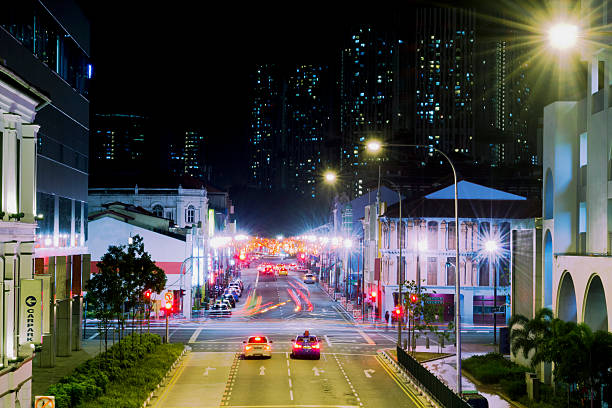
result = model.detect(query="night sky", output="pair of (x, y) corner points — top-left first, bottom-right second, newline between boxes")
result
(80, 1), (517, 236)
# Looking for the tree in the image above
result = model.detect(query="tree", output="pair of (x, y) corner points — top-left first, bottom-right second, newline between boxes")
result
(509, 307), (554, 368)
(86, 235), (166, 352)
(402, 280), (444, 353)
(510, 308), (612, 407)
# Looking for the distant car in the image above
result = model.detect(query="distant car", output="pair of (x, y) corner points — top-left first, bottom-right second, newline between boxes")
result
(209, 303), (231, 318)
(277, 267), (288, 276)
(218, 298), (233, 309)
(222, 293), (236, 308)
(296, 268), (309, 274)
(290, 334), (320, 359)
(243, 336), (272, 359)
(303, 273), (316, 284)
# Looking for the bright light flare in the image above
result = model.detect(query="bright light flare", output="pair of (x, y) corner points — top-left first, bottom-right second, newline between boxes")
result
(324, 171), (337, 183)
(485, 240), (499, 253)
(366, 139), (382, 153)
(343, 239), (353, 248)
(548, 23), (578, 50)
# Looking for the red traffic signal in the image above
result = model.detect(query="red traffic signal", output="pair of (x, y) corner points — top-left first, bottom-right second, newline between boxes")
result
(300, 253), (305, 259)
(371, 290), (377, 298)
(165, 301), (172, 310)
(394, 306), (402, 316)
(410, 294), (418, 303)
(144, 289), (152, 299)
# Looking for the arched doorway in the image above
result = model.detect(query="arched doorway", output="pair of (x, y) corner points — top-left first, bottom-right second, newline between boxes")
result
(557, 271), (577, 322)
(544, 230), (553, 309)
(583, 274), (608, 331)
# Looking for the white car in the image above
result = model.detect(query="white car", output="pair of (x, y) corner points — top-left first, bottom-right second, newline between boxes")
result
(303, 273), (317, 284)
(243, 336), (272, 359)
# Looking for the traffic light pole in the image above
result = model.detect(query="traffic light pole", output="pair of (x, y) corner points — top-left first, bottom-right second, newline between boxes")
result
(165, 312), (169, 344)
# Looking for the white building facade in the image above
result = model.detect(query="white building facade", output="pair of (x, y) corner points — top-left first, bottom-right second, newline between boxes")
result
(542, 8), (612, 331)
(0, 66), (49, 407)
(364, 181), (539, 325)
(88, 185), (208, 229)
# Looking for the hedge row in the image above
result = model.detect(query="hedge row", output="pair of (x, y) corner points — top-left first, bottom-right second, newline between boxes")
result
(462, 353), (529, 400)
(47, 333), (183, 408)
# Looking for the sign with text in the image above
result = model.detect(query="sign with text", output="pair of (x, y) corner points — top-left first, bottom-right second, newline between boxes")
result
(20, 279), (42, 345)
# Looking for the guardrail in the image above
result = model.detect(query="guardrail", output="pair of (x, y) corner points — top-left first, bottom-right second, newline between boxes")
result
(396, 347), (471, 408)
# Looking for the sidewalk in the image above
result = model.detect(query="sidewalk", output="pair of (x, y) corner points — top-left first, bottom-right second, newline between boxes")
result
(31, 339), (103, 398)
(385, 344), (523, 408)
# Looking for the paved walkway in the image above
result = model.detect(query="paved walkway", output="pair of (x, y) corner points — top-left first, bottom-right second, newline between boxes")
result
(31, 339), (104, 398)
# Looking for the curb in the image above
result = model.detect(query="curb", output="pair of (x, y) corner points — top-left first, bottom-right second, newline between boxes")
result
(377, 350), (440, 408)
(142, 344), (190, 407)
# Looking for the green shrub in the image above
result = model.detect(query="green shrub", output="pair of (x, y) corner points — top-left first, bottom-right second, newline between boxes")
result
(463, 353), (529, 385)
(46, 333), (179, 408)
(500, 377), (526, 400)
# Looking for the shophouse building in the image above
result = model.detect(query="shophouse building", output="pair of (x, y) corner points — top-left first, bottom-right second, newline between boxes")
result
(363, 180), (539, 324)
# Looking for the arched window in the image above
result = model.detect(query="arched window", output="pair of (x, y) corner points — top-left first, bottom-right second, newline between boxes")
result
(186, 205), (196, 224)
(152, 204), (163, 217)
(427, 221), (438, 251)
(447, 221), (456, 250)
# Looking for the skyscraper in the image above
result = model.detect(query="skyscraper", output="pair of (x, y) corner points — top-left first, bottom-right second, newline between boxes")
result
(184, 130), (205, 179)
(412, 7), (476, 158)
(339, 25), (405, 198)
(92, 113), (147, 161)
(475, 11), (538, 167)
(286, 65), (330, 198)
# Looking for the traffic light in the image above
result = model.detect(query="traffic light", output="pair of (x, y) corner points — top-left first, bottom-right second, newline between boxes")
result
(410, 293), (418, 303)
(370, 290), (377, 302)
(165, 300), (172, 311)
(144, 289), (152, 299)
(394, 306), (402, 317)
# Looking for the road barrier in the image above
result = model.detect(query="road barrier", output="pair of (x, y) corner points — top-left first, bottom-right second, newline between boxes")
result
(395, 347), (472, 408)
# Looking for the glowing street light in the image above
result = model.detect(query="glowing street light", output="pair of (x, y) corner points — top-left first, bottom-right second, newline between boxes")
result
(365, 139), (382, 153)
(324, 171), (337, 183)
(343, 239), (353, 249)
(548, 23), (579, 50)
(485, 240), (498, 253)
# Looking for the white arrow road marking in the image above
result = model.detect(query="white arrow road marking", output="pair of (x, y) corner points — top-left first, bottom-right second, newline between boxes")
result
(203, 367), (216, 376)
(312, 367), (325, 376)
(324, 335), (333, 347)
(260, 366), (266, 375)
(364, 369), (375, 378)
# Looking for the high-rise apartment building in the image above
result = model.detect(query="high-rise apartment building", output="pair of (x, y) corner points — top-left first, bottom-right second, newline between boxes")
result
(475, 11), (537, 167)
(286, 65), (329, 198)
(0, 0), (91, 401)
(412, 7), (476, 158)
(184, 130), (205, 179)
(92, 113), (147, 161)
(339, 25), (404, 198)
(248, 64), (282, 190)
(248, 64), (331, 196)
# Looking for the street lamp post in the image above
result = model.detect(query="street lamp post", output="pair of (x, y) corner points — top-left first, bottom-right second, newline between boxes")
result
(366, 140), (463, 394)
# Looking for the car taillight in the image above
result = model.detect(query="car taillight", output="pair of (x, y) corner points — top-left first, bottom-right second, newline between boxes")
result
(245, 345), (252, 350)
(312, 344), (320, 349)
(293, 343), (302, 349)
(265, 345), (271, 350)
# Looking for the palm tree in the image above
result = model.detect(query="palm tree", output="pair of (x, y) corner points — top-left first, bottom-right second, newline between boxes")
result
(509, 307), (554, 368)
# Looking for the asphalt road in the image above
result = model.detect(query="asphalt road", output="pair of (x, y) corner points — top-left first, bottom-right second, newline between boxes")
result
(83, 260), (495, 407)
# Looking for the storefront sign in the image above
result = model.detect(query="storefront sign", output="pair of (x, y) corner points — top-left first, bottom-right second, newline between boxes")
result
(20, 279), (42, 344)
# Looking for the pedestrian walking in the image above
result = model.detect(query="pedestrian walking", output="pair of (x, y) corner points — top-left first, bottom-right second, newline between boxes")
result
(384, 311), (390, 331)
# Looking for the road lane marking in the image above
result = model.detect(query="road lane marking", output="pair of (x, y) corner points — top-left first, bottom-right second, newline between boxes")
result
(363, 369), (375, 378)
(324, 335), (332, 347)
(88, 332), (99, 340)
(288, 368), (291, 376)
(357, 330), (375, 345)
(288, 378), (292, 388)
(188, 327), (203, 343)
(289, 390), (294, 401)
